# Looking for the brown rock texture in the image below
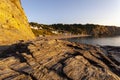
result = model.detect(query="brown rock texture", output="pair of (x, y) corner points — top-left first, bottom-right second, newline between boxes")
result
(0, 38), (119, 80)
(0, 0), (35, 45)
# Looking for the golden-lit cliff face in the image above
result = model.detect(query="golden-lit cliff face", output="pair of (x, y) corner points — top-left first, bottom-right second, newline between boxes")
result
(0, 0), (35, 45)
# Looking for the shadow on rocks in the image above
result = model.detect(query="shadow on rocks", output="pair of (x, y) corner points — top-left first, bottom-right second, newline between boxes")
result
(0, 40), (33, 63)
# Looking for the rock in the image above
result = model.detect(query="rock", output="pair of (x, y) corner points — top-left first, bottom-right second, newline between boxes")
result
(0, 0), (35, 45)
(101, 46), (120, 66)
(0, 39), (120, 80)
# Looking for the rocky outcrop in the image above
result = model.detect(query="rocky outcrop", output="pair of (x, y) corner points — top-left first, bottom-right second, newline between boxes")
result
(0, 0), (35, 45)
(0, 38), (119, 80)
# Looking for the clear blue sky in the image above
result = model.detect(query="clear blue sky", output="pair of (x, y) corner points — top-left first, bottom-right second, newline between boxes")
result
(21, 0), (120, 26)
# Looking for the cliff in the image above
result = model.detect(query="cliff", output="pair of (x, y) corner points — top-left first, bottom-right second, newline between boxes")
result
(0, 0), (35, 45)
(0, 38), (119, 80)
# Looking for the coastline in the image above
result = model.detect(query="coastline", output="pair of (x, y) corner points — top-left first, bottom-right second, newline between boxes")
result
(37, 34), (90, 40)
(41, 35), (120, 68)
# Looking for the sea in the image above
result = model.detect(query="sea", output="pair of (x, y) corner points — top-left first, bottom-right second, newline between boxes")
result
(66, 36), (120, 46)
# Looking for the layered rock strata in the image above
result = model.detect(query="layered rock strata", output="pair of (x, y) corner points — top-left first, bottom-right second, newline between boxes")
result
(0, 39), (119, 80)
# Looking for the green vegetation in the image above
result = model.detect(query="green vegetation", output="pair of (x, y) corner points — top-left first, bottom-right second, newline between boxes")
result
(30, 22), (56, 36)
(30, 22), (120, 37)
(31, 28), (53, 36)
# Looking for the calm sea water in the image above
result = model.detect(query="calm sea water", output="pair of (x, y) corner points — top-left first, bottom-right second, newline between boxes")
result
(67, 36), (120, 46)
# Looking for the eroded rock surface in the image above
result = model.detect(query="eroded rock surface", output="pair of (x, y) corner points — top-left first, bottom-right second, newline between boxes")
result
(0, 39), (120, 80)
(0, 0), (35, 45)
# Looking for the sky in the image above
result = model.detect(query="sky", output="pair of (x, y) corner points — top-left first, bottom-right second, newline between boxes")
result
(21, 0), (120, 26)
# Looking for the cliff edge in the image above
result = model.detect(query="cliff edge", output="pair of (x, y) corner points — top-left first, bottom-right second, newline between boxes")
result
(0, 0), (35, 45)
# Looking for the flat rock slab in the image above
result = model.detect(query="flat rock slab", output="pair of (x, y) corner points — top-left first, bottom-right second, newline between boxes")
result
(0, 39), (120, 80)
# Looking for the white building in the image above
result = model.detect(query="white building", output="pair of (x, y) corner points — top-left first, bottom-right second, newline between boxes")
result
(31, 26), (43, 30)
(52, 31), (59, 34)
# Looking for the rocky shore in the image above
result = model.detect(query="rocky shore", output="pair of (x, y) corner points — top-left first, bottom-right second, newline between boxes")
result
(0, 38), (120, 80)
(0, 0), (119, 80)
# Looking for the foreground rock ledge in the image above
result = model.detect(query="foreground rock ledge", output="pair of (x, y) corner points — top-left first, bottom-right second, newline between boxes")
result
(0, 39), (120, 80)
